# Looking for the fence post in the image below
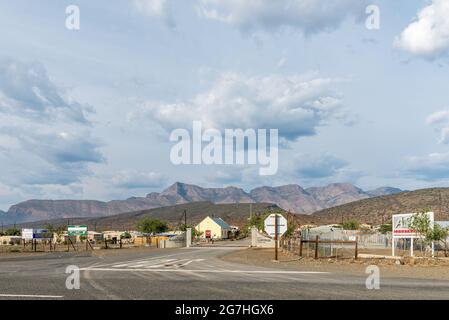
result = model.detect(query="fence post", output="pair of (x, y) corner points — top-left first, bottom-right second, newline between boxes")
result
(299, 238), (303, 257)
(315, 236), (319, 259)
(355, 237), (358, 260)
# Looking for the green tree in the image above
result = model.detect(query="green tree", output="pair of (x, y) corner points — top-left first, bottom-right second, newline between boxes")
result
(177, 224), (204, 240)
(341, 220), (360, 230)
(426, 224), (449, 257)
(379, 223), (392, 234)
(121, 232), (132, 239)
(409, 211), (432, 256)
(136, 218), (168, 234)
(5, 228), (20, 236)
(192, 228), (203, 240)
(284, 221), (297, 238)
(247, 214), (266, 231)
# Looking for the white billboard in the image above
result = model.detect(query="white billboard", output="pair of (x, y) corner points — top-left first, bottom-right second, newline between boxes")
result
(21, 229), (34, 240)
(392, 212), (434, 239)
(21, 228), (50, 240)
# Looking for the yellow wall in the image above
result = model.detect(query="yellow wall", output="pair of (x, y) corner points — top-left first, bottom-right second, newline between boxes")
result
(195, 216), (228, 239)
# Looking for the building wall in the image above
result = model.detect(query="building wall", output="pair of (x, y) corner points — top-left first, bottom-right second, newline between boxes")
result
(196, 217), (229, 239)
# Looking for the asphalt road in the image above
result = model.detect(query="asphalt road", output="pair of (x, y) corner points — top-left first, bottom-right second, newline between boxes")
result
(1, 241), (449, 300)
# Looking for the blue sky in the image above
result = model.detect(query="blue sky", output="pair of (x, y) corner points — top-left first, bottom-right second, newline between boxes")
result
(1, 0), (449, 210)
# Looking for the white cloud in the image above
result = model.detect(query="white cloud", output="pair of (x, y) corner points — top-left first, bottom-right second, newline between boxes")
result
(394, 0), (449, 60)
(197, 0), (368, 34)
(405, 152), (449, 181)
(426, 109), (449, 144)
(131, 72), (348, 141)
(0, 59), (91, 123)
(293, 153), (348, 179)
(111, 170), (167, 189)
(133, 0), (176, 28)
(0, 59), (104, 186)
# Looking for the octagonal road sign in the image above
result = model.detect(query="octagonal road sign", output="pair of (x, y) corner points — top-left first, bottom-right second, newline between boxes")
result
(264, 214), (287, 238)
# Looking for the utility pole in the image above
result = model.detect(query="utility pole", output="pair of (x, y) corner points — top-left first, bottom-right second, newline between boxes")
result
(250, 203), (252, 219)
(184, 210), (187, 228)
(274, 213), (278, 261)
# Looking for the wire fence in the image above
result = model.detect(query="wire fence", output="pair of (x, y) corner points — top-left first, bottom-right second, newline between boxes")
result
(280, 236), (358, 259)
(0, 238), (146, 254)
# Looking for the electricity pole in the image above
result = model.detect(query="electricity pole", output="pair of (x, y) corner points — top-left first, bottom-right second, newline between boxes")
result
(250, 203), (252, 219)
(274, 213), (278, 261)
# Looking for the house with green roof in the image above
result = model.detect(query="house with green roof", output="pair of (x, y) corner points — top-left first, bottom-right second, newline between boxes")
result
(195, 216), (231, 240)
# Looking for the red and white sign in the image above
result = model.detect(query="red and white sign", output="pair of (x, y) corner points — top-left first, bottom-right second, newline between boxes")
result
(205, 230), (211, 238)
(392, 212), (434, 239)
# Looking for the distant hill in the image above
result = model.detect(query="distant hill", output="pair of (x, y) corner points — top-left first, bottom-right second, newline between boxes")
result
(10, 188), (449, 230)
(11, 202), (289, 230)
(308, 188), (449, 225)
(2, 182), (402, 224)
(366, 187), (404, 197)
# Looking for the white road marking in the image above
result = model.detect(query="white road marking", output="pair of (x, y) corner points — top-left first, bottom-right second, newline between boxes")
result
(175, 259), (204, 268)
(100, 258), (206, 270)
(80, 268), (329, 275)
(0, 294), (63, 298)
(115, 258), (178, 268)
(91, 249), (213, 268)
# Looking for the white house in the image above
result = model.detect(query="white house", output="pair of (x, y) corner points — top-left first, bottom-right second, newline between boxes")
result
(196, 216), (231, 240)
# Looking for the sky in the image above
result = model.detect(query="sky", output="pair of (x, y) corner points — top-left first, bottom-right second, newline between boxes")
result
(1, 0), (449, 210)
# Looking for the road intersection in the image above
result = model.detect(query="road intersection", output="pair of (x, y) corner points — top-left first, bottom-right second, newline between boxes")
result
(1, 242), (449, 299)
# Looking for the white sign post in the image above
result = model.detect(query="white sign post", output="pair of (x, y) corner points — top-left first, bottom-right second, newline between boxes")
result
(392, 212), (434, 257)
(264, 214), (288, 261)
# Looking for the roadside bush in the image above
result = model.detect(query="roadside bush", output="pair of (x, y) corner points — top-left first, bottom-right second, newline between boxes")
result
(136, 218), (168, 234)
(341, 220), (360, 230)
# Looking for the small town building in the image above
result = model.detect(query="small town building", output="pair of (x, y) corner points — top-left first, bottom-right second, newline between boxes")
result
(87, 231), (103, 242)
(103, 231), (123, 242)
(0, 236), (21, 245)
(195, 216), (231, 240)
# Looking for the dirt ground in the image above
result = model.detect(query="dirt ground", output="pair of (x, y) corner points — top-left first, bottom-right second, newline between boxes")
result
(221, 248), (449, 281)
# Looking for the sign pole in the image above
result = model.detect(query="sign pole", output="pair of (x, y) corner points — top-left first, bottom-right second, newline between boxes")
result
(274, 213), (278, 261)
(410, 238), (414, 257)
(392, 237), (395, 257)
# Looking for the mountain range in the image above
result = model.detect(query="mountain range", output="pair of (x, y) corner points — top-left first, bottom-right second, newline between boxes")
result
(0, 182), (402, 225)
(308, 187), (449, 225)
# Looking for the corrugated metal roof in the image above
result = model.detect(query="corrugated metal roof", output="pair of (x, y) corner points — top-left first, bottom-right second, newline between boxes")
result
(212, 217), (230, 229)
